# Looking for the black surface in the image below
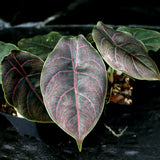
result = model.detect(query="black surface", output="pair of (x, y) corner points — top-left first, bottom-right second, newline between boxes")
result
(0, 0), (160, 25)
(0, 80), (160, 159)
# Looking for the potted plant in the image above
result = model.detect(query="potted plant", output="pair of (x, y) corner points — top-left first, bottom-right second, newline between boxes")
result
(0, 21), (160, 152)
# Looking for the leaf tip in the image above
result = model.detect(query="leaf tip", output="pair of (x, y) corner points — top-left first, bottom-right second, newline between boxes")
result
(77, 142), (82, 152)
(96, 21), (103, 28)
(76, 139), (83, 152)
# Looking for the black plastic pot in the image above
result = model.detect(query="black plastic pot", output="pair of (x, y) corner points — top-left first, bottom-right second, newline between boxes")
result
(0, 111), (41, 139)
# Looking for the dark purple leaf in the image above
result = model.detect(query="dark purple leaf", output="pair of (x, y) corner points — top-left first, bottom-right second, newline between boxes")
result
(2, 50), (52, 122)
(93, 21), (160, 80)
(41, 35), (107, 151)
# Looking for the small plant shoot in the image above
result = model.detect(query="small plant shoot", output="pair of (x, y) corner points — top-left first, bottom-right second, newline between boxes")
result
(0, 21), (160, 151)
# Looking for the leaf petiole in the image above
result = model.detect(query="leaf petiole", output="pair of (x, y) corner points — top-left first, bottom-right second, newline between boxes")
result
(108, 66), (114, 84)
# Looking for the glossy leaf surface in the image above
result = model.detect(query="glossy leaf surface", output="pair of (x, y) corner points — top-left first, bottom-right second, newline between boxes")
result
(117, 26), (160, 52)
(93, 21), (160, 80)
(18, 32), (62, 60)
(2, 50), (52, 122)
(41, 35), (107, 151)
(0, 41), (18, 84)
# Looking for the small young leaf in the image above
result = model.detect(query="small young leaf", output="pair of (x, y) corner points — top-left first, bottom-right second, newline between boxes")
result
(117, 26), (160, 52)
(2, 50), (52, 122)
(18, 32), (62, 60)
(92, 21), (160, 80)
(41, 35), (107, 151)
(0, 41), (19, 84)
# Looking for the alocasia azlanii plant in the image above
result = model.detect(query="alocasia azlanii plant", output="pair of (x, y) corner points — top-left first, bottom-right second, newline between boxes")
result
(0, 21), (160, 151)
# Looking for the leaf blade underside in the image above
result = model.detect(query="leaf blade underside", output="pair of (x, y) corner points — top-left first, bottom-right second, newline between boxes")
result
(117, 26), (160, 52)
(18, 31), (62, 60)
(0, 41), (19, 84)
(41, 35), (107, 151)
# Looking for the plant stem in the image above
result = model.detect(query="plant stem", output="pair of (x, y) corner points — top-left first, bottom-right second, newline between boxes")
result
(109, 67), (114, 83)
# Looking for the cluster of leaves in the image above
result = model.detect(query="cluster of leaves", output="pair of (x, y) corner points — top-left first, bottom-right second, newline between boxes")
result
(0, 21), (160, 151)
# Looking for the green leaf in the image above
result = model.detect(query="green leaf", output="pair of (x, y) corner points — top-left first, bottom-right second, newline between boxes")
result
(18, 32), (62, 60)
(2, 50), (52, 122)
(117, 26), (160, 52)
(92, 21), (160, 80)
(41, 35), (107, 151)
(0, 41), (19, 84)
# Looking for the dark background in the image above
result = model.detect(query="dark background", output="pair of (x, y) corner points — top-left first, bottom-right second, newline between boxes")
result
(1, 1), (160, 159)
(0, 0), (160, 25)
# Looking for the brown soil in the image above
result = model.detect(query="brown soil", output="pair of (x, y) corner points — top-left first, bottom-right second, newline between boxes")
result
(0, 102), (17, 116)
(106, 71), (134, 105)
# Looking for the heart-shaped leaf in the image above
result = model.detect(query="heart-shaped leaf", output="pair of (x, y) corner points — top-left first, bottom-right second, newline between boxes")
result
(2, 50), (52, 122)
(93, 21), (160, 80)
(41, 35), (107, 151)
(18, 32), (62, 60)
(0, 41), (19, 84)
(117, 26), (160, 52)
